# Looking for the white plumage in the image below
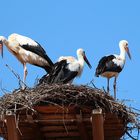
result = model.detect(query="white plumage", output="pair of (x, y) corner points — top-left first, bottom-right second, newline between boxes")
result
(9, 33), (39, 46)
(95, 40), (131, 99)
(112, 54), (125, 68)
(58, 48), (92, 77)
(0, 33), (54, 89)
(43, 48), (92, 84)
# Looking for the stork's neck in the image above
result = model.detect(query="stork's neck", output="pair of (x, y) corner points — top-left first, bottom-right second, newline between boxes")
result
(77, 55), (84, 67)
(119, 47), (126, 60)
(77, 55), (85, 77)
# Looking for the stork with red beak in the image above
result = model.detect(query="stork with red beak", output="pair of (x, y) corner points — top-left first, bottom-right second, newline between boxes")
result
(95, 40), (131, 99)
(41, 48), (92, 84)
(0, 33), (54, 89)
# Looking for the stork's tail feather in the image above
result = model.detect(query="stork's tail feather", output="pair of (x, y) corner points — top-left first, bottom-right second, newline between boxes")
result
(39, 60), (67, 85)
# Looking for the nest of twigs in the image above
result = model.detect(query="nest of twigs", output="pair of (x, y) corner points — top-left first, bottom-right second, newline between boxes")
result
(0, 84), (137, 121)
(0, 83), (139, 139)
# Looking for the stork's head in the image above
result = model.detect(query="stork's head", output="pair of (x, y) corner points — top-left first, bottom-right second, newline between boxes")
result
(77, 48), (92, 68)
(0, 36), (6, 58)
(119, 40), (131, 59)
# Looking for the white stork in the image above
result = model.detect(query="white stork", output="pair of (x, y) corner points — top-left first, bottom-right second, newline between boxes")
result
(95, 40), (131, 99)
(0, 33), (54, 88)
(41, 48), (92, 84)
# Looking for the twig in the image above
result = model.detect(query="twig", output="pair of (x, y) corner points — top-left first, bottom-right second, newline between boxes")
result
(86, 79), (98, 89)
(126, 131), (137, 140)
(5, 64), (27, 88)
(16, 114), (22, 136)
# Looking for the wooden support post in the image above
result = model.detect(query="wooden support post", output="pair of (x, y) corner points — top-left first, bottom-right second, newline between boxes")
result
(76, 114), (89, 140)
(5, 115), (20, 140)
(91, 109), (104, 140)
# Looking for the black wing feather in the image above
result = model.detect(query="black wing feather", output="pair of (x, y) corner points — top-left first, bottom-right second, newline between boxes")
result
(95, 55), (122, 76)
(61, 71), (78, 83)
(39, 60), (78, 84)
(39, 60), (67, 84)
(51, 60), (78, 84)
(19, 41), (54, 67)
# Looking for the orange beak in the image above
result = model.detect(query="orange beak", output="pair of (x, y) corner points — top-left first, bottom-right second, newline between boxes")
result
(125, 46), (131, 60)
(0, 41), (3, 58)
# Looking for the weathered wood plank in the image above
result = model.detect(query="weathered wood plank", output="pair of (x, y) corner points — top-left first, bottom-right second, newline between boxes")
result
(41, 125), (78, 132)
(44, 131), (80, 138)
(5, 115), (20, 140)
(76, 114), (89, 140)
(91, 109), (104, 140)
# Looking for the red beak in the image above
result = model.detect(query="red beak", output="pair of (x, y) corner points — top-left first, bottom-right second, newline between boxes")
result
(0, 42), (3, 58)
(125, 46), (131, 60)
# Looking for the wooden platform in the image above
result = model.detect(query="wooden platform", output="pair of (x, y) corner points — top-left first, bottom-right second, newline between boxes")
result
(0, 105), (126, 140)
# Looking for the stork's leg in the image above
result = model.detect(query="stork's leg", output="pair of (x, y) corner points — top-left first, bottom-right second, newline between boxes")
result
(107, 78), (110, 94)
(23, 63), (28, 89)
(113, 77), (117, 99)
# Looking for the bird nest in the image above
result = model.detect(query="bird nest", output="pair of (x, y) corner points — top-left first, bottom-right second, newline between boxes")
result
(0, 84), (137, 120)
(0, 83), (139, 139)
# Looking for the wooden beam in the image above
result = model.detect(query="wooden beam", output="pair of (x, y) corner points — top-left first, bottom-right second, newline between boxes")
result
(91, 109), (104, 140)
(5, 115), (20, 140)
(31, 124), (45, 140)
(76, 114), (89, 140)
(44, 131), (80, 138)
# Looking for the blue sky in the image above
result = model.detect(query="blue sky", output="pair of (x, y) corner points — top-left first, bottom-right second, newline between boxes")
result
(0, 0), (140, 138)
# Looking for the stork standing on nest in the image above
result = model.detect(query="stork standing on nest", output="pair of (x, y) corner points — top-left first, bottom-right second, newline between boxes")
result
(43, 48), (92, 84)
(0, 33), (54, 88)
(95, 40), (131, 99)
